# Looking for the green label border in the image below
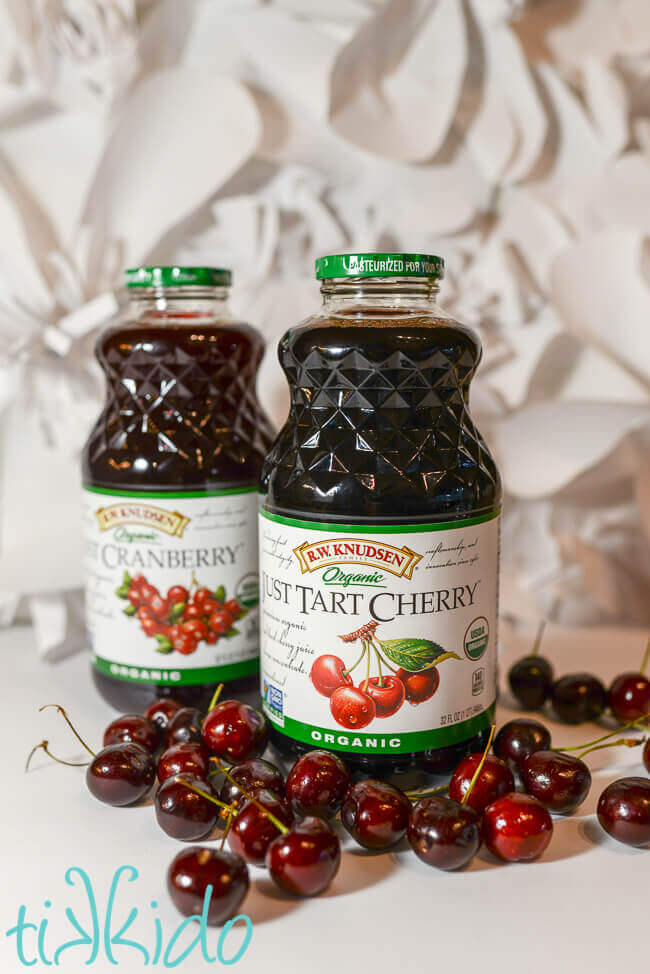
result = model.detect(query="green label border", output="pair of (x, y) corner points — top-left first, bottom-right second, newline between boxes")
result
(84, 485), (257, 500)
(93, 655), (259, 686)
(259, 508), (499, 534)
(263, 703), (496, 755)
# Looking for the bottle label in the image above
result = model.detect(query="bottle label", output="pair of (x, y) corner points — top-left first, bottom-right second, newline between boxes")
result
(83, 487), (260, 686)
(259, 509), (499, 754)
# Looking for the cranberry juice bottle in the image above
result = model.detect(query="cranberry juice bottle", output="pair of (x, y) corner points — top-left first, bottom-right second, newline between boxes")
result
(259, 253), (502, 777)
(83, 266), (274, 711)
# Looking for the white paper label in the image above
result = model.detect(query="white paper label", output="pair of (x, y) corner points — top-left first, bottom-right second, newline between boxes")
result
(259, 510), (499, 754)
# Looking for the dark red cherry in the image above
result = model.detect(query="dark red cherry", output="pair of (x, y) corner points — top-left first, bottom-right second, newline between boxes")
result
(396, 667), (439, 704)
(449, 753), (515, 814)
(644, 738), (650, 773)
(361, 676), (405, 717)
(86, 743), (155, 807)
(340, 779), (411, 850)
(267, 817), (340, 897)
(407, 797), (480, 871)
(167, 847), (249, 926)
(228, 789), (294, 866)
(155, 774), (219, 841)
(310, 655), (353, 698)
(507, 656), (554, 711)
(157, 742), (212, 784)
(608, 673), (650, 724)
(165, 707), (203, 747)
(285, 750), (351, 819)
(550, 674), (607, 724)
(482, 793), (553, 862)
(521, 750), (591, 814)
(218, 759), (285, 807)
(103, 714), (162, 756)
(144, 698), (183, 730)
(330, 686), (375, 729)
(202, 701), (268, 763)
(493, 719), (552, 772)
(597, 777), (650, 847)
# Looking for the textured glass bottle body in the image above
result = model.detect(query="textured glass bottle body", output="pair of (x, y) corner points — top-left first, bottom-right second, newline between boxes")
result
(259, 286), (502, 778)
(83, 289), (274, 711)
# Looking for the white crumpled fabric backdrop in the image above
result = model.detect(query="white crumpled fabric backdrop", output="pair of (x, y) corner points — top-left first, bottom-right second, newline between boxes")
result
(0, 0), (648, 659)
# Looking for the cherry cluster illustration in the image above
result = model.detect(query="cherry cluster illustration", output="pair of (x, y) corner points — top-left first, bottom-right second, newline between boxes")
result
(115, 572), (247, 656)
(310, 621), (461, 729)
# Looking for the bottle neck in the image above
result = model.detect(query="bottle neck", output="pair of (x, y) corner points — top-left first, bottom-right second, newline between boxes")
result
(127, 285), (231, 320)
(320, 277), (441, 314)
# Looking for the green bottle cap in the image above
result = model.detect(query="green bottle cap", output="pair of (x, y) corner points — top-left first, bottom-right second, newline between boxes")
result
(315, 252), (444, 280)
(124, 266), (232, 289)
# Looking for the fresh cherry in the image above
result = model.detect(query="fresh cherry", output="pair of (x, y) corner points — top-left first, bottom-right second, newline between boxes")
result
(362, 676), (405, 717)
(310, 655), (352, 698)
(597, 777), (650, 847)
(218, 759), (285, 807)
(449, 753), (515, 814)
(507, 622), (554, 710)
(285, 750), (351, 819)
(155, 774), (219, 841)
(267, 818), (340, 897)
(330, 686), (375, 729)
(550, 674), (607, 724)
(644, 738), (650, 773)
(228, 789), (294, 866)
(157, 742), (212, 784)
(482, 793), (553, 861)
(166, 707), (203, 747)
(103, 715), (162, 756)
(493, 719), (552, 772)
(87, 743), (155, 807)
(396, 667), (439, 704)
(408, 797), (480, 871)
(521, 750), (591, 814)
(340, 779), (411, 850)
(608, 673), (650, 724)
(167, 847), (249, 926)
(202, 701), (268, 763)
(144, 699), (183, 730)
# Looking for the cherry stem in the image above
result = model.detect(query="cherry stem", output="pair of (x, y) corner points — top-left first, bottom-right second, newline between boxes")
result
(177, 778), (236, 815)
(640, 637), (650, 676)
(206, 684), (224, 714)
(370, 635), (399, 674)
(38, 704), (96, 757)
(362, 641), (371, 692)
(220, 809), (234, 850)
(25, 740), (91, 772)
(373, 645), (384, 688)
(344, 644), (368, 678)
(406, 782), (448, 801)
(210, 759), (290, 835)
(461, 724), (496, 806)
(577, 738), (644, 759)
(531, 621), (545, 658)
(555, 714), (650, 752)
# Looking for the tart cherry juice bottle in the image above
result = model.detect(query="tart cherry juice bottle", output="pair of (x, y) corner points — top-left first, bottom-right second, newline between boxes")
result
(259, 253), (502, 778)
(82, 266), (274, 711)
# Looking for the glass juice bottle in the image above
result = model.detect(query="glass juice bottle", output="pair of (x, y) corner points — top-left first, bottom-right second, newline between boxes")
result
(83, 266), (274, 711)
(259, 253), (502, 777)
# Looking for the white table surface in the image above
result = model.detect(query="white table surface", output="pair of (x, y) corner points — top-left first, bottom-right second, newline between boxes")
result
(2, 621), (648, 973)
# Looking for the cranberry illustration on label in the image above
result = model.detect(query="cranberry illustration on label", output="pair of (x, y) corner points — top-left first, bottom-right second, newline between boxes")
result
(310, 621), (461, 730)
(115, 573), (247, 656)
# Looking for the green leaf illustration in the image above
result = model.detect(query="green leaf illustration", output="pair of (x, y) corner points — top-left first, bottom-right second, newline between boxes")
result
(115, 571), (133, 599)
(168, 601), (186, 622)
(122, 604), (137, 617)
(378, 638), (461, 673)
(214, 585), (226, 604)
(155, 634), (173, 654)
(223, 627), (240, 639)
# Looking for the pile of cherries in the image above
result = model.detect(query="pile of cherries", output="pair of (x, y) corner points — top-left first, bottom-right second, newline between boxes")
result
(28, 641), (650, 927)
(116, 572), (245, 656)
